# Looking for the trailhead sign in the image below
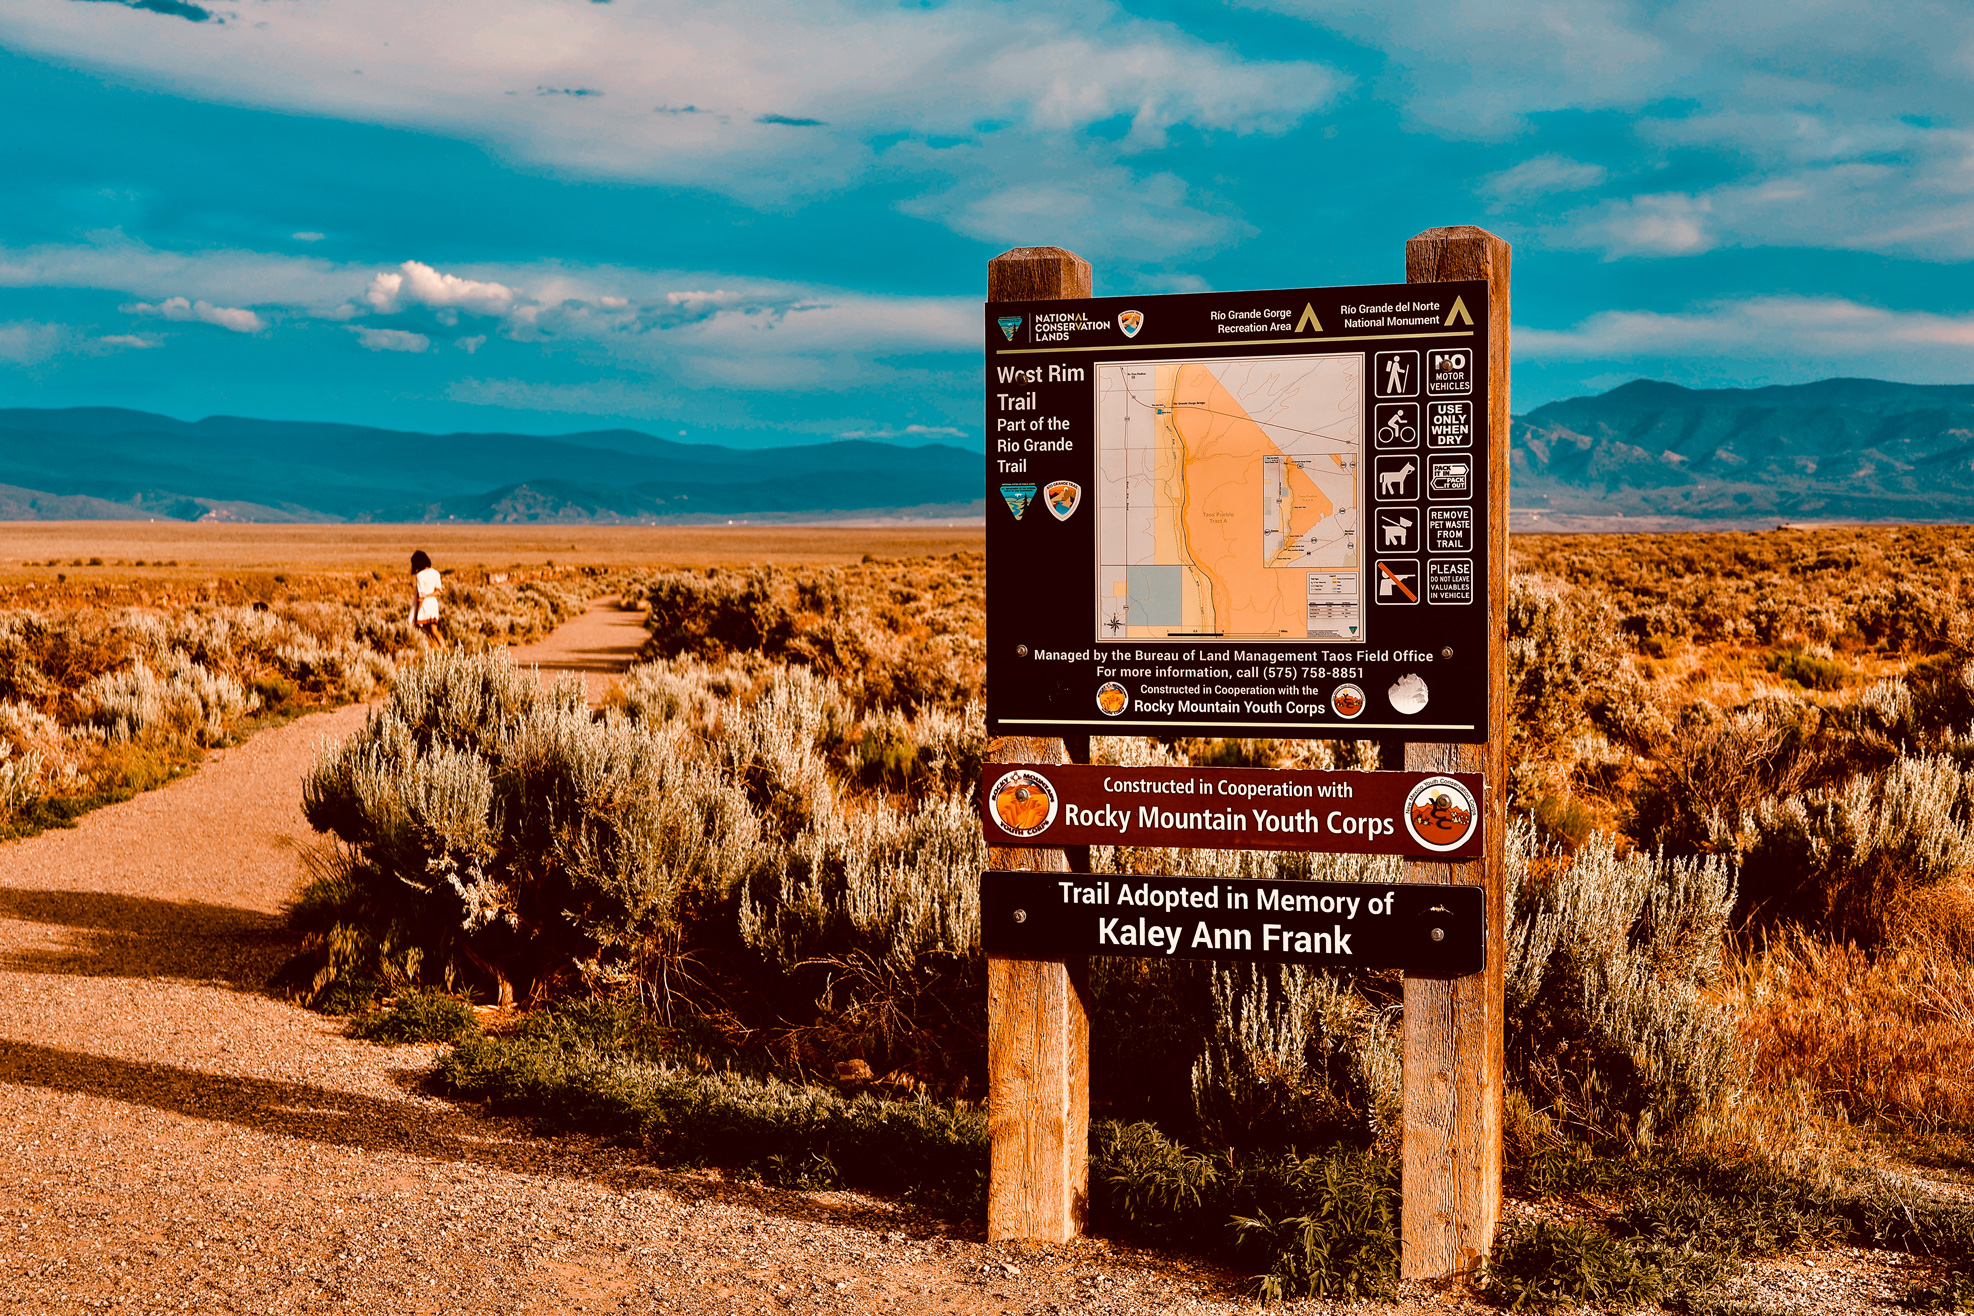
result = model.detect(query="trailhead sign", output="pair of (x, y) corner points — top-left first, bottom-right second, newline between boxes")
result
(984, 281), (1492, 741)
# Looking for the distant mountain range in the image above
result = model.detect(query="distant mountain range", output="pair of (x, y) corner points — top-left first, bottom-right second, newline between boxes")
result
(8, 379), (1974, 525)
(1515, 378), (1974, 528)
(0, 408), (981, 523)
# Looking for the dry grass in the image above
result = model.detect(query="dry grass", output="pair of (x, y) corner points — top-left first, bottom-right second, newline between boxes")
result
(1732, 890), (1974, 1135)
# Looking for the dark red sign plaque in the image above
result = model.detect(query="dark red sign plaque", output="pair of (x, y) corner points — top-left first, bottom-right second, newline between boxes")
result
(977, 762), (1483, 860)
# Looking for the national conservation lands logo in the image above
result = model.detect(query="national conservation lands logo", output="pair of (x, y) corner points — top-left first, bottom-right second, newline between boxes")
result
(997, 315), (1023, 342)
(1000, 483), (1037, 519)
(988, 768), (1058, 837)
(1044, 479), (1081, 521)
(1403, 775), (1478, 853)
(1096, 681), (1129, 716)
(1117, 309), (1144, 338)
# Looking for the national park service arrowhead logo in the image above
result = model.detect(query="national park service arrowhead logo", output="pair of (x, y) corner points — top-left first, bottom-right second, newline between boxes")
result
(1117, 309), (1144, 338)
(997, 315), (1023, 342)
(1403, 775), (1479, 853)
(987, 768), (1058, 838)
(1044, 479), (1081, 521)
(1000, 483), (1037, 519)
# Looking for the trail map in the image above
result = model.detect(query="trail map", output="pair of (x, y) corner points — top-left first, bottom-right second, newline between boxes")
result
(1096, 354), (1362, 643)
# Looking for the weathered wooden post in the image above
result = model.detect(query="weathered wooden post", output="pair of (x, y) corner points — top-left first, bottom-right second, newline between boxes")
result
(1399, 225), (1510, 1278)
(985, 245), (1092, 1244)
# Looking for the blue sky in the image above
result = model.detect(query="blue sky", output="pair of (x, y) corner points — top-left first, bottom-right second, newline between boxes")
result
(3, 0), (1974, 449)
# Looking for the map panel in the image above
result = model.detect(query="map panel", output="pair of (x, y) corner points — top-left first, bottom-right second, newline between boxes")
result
(1096, 354), (1363, 644)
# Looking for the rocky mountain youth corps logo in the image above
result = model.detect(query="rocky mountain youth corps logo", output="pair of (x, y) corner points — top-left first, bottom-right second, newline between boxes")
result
(988, 769), (1058, 837)
(1403, 776), (1478, 853)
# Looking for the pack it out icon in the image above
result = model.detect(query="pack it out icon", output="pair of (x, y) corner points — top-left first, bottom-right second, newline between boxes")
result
(1096, 681), (1129, 716)
(988, 769), (1058, 837)
(1403, 775), (1479, 853)
(1117, 309), (1144, 338)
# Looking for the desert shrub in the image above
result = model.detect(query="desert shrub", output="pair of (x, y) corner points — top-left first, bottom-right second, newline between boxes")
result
(1764, 644), (1849, 691)
(1506, 823), (1740, 1143)
(1189, 963), (1400, 1153)
(634, 555), (984, 710)
(349, 989), (482, 1045)
(298, 650), (758, 1005)
(1630, 698), (1818, 854)
(1507, 576), (1624, 804)
(81, 652), (258, 745)
(1735, 755), (1974, 943)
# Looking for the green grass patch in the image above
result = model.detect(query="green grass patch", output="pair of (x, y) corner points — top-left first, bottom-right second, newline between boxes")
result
(349, 989), (481, 1044)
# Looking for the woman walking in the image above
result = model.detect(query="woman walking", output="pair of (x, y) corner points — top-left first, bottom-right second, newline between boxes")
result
(410, 549), (444, 646)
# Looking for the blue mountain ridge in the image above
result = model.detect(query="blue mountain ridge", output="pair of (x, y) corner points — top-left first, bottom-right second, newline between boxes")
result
(0, 408), (981, 522)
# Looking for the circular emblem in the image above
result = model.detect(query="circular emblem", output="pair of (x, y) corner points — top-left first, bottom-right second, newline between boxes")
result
(1330, 682), (1365, 719)
(988, 769), (1058, 838)
(1404, 776), (1478, 853)
(1389, 672), (1429, 714)
(1096, 682), (1129, 716)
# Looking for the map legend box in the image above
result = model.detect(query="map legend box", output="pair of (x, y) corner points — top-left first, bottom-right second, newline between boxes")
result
(1428, 505), (1474, 553)
(1427, 401), (1472, 448)
(1426, 557), (1474, 605)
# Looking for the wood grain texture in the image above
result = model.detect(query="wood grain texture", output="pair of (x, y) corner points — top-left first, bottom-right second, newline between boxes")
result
(984, 246), (1091, 1243)
(1399, 226), (1510, 1279)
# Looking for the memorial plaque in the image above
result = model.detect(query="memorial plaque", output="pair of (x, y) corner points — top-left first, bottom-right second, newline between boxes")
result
(985, 281), (1492, 741)
(982, 871), (1485, 976)
(979, 762), (1483, 859)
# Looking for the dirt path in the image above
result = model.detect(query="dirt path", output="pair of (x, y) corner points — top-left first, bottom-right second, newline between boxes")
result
(0, 606), (1285, 1316)
(0, 603), (1927, 1315)
(507, 595), (650, 705)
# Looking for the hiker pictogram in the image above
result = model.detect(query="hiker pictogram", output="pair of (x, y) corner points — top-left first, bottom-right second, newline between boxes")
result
(1373, 350), (1419, 398)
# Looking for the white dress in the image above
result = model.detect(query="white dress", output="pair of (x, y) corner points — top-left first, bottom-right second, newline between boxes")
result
(412, 566), (443, 624)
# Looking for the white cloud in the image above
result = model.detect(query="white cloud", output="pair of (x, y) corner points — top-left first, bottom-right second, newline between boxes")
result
(98, 334), (159, 349)
(0, 0), (1341, 230)
(121, 295), (264, 332)
(364, 260), (516, 315)
(1259, 0), (1974, 260)
(292, 231), (326, 242)
(351, 326), (431, 353)
(840, 423), (967, 439)
(0, 321), (66, 365)
(1482, 155), (1608, 202)
(1520, 296), (1974, 380)
(455, 334), (487, 353)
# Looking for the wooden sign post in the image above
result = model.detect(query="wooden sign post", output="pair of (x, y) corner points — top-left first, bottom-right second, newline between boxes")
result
(984, 246), (1093, 1244)
(1399, 226), (1510, 1277)
(980, 229), (1510, 1276)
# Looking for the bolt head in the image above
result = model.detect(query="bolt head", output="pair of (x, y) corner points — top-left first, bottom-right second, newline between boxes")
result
(1013, 909), (1028, 923)
(1016, 644), (1030, 657)
(1430, 927), (1445, 942)
(1440, 646), (1454, 660)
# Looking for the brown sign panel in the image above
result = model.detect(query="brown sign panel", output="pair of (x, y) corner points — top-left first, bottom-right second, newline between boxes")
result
(982, 871), (1486, 976)
(978, 762), (1483, 860)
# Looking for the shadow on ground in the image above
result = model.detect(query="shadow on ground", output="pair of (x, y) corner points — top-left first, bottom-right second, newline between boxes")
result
(0, 888), (291, 983)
